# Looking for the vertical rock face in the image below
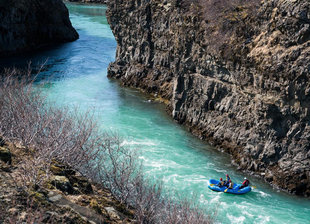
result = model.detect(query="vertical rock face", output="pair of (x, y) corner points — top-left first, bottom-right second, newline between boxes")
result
(0, 0), (79, 57)
(107, 0), (310, 196)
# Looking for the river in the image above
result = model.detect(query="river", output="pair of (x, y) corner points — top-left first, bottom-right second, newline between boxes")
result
(0, 3), (309, 224)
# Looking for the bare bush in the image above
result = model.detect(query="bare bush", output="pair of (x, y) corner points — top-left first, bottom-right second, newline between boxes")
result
(0, 68), (215, 223)
(92, 133), (142, 204)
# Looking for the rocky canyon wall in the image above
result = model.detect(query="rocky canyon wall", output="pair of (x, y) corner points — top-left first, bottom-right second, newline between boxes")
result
(0, 0), (78, 57)
(107, 0), (310, 196)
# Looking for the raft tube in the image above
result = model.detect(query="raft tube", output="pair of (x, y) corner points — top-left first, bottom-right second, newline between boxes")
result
(208, 179), (251, 195)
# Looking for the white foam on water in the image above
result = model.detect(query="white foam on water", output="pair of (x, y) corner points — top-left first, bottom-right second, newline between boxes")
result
(143, 160), (172, 173)
(210, 194), (221, 204)
(120, 139), (157, 147)
(257, 190), (271, 198)
(181, 174), (207, 183)
(199, 193), (208, 205)
(241, 210), (254, 218)
(233, 202), (248, 211)
(256, 215), (270, 224)
(227, 214), (246, 224)
(148, 161), (165, 168)
(213, 168), (227, 173)
(162, 174), (181, 184)
(142, 156), (184, 171)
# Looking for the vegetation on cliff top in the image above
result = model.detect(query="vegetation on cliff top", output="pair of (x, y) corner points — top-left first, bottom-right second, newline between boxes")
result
(181, 0), (261, 61)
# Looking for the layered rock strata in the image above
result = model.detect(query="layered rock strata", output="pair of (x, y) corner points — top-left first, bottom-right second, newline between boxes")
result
(0, 0), (78, 57)
(107, 0), (310, 196)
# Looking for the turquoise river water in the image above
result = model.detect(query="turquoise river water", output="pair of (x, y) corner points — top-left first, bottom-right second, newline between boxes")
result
(1, 3), (309, 224)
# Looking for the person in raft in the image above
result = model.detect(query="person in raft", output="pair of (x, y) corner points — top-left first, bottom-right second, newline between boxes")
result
(225, 174), (231, 187)
(239, 177), (250, 189)
(228, 180), (234, 189)
(217, 178), (225, 187)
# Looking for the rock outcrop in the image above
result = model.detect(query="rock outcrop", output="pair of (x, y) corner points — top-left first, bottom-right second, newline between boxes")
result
(107, 0), (310, 196)
(0, 0), (78, 57)
(0, 141), (134, 223)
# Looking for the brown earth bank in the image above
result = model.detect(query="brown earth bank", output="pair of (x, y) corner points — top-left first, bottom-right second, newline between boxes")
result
(0, 0), (78, 57)
(106, 0), (310, 196)
(0, 139), (135, 223)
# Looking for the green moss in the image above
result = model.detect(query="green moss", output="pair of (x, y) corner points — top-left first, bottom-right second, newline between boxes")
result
(28, 190), (48, 206)
(50, 164), (64, 175)
(224, 8), (248, 22)
(46, 182), (55, 190)
(90, 199), (102, 214)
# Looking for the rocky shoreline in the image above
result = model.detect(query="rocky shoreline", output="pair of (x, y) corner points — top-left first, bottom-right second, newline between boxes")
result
(106, 0), (310, 196)
(0, 0), (78, 57)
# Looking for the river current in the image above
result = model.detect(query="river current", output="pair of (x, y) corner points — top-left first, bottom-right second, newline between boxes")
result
(1, 3), (309, 224)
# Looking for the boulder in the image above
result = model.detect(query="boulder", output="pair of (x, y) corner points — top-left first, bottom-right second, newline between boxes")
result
(0, 146), (12, 164)
(68, 175), (93, 194)
(50, 176), (74, 194)
(50, 161), (93, 194)
(50, 162), (76, 177)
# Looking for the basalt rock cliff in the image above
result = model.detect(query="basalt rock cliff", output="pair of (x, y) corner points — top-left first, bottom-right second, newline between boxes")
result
(0, 0), (78, 57)
(107, 0), (310, 196)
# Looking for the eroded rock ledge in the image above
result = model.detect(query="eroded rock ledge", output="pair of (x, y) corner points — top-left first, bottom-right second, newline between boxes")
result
(107, 0), (310, 196)
(0, 0), (78, 57)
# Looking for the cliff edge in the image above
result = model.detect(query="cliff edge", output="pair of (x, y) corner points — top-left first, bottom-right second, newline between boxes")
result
(107, 0), (310, 196)
(0, 0), (79, 57)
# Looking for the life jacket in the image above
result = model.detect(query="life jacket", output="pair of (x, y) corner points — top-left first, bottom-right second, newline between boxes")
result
(228, 182), (233, 189)
(242, 179), (249, 186)
(226, 175), (230, 182)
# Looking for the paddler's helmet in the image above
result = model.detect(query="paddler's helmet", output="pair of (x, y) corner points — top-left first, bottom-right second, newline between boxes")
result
(229, 180), (231, 182)
(244, 177), (247, 180)
(220, 178), (223, 181)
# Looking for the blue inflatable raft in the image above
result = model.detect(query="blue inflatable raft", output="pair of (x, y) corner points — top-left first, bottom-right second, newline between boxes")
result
(208, 179), (251, 195)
